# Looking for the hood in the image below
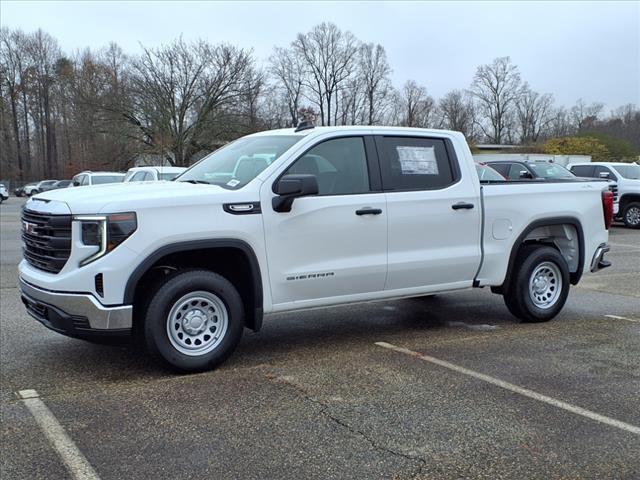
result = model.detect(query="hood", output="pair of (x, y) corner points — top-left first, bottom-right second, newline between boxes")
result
(30, 181), (232, 215)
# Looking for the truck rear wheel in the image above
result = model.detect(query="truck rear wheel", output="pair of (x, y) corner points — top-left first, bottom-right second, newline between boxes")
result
(144, 269), (244, 372)
(503, 245), (570, 323)
(622, 202), (640, 229)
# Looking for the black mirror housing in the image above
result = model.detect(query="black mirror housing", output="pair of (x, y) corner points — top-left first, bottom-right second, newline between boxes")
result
(273, 174), (319, 212)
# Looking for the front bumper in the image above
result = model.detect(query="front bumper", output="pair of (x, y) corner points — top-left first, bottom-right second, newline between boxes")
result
(19, 278), (132, 339)
(590, 243), (611, 272)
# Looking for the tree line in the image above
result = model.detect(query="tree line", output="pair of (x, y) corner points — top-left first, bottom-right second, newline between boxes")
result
(1, 23), (638, 182)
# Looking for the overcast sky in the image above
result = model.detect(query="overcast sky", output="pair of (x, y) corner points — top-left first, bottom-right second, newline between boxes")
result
(2, 0), (639, 110)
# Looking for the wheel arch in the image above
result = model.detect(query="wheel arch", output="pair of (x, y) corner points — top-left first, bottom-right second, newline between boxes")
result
(619, 193), (640, 210)
(494, 216), (585, 293)
(124, 239), (264, 331)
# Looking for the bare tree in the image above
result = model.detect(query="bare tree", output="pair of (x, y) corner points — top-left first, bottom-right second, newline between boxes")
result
(358, 43), (392, 125)
(268, 47), (305, 127)
(571, 98), (604, 131)
(292, 22), (359, 126)
(24, 29), (62, 177)
(438, 89), (476, 140)
(128, 38), (253, 166)
(0, 27), (25, 178)
(395, 80), (435, 127)
(470, 56), (521, 144)
(548, 107), (573, 138)
(515, 83), (554, 143)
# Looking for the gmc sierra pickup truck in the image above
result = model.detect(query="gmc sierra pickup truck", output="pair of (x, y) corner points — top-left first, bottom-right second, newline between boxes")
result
(20, 126), (613, 372)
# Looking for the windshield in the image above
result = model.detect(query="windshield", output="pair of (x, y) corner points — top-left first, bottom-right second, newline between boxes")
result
(528, 163), (575, 179)
(93, 175), (124, 185)
(613, 164), (640, 179)
(178, 135), (302, 189)
(476, 164), (504, 181)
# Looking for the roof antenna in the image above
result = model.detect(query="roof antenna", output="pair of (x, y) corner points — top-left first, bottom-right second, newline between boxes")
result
(295, 120), (315, 133)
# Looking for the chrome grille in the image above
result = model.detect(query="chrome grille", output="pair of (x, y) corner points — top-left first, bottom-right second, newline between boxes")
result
(22, 209), (72, 273)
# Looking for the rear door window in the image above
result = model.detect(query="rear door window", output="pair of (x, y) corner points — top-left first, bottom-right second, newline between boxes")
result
(594, 166), (617, 181)
(377, 136), (456, 190)
(569, 165), (595, 177)
(507, 163), (530, 180)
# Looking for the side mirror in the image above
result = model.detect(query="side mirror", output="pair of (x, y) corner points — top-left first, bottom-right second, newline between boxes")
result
(519, 170), (533, 179)
(272, 174), (319, 212)
(73, 181), (80, 187)
(599, 171), (610, 179)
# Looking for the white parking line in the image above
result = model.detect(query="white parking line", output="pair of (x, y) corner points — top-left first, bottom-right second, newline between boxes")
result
(375, 342), (640, 436)
(605, 314), (640, 323)
(17, 389), (100, 480)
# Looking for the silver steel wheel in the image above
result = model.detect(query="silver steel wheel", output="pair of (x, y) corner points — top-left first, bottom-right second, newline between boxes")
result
(626, 206), (640, 226)
(166, 291), (229, 356)
(528, 261), (562, 309)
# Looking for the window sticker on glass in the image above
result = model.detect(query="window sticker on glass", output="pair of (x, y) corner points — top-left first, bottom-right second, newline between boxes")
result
(397, 146), (439, 175)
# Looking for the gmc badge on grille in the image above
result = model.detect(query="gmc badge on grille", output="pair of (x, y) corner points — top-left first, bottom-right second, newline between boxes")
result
(23, 221), (37, 234)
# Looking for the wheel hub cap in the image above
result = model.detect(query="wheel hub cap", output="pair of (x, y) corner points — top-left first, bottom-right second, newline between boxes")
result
(627, 207), (640, 225)
(528, 261), (562, 309)
(166, 291), (229, 356)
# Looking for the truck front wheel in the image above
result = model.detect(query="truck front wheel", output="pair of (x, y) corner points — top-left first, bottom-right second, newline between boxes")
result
(503, 245), (570, 323)
(622, 202), (640, 229)
(144, 269), (244, 372)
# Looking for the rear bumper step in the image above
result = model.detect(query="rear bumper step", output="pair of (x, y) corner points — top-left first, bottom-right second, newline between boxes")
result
(590, 243), (611, 273)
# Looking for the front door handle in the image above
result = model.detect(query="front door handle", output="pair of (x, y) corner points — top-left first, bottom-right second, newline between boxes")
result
(451, 202), (474, 210)
(356, 207), (383, 216)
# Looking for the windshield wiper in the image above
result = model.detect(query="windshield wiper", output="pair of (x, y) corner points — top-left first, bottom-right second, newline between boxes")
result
(181, 179), (211, 184)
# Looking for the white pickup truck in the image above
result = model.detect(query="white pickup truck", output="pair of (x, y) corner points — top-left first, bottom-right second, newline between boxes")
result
(20, 126), (613, 372)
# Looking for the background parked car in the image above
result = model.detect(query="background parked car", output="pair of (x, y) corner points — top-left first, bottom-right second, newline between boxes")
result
(0, 184), (8, 203)
(71, 171), (125, 186)
(475, 163), (505, 181)
(52, 180), (73, 189)
(486, 160), (577, 181)
(124, 166), (187, 182)
(35, 180), (60, 193)
(568, 162), (640, 228)
(14, 182), (36, 197)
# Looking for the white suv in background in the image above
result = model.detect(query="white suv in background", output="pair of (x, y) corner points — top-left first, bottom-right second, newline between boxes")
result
(72, 171), (125, 187)
(0, 184), (8, 203)
(568, 162), (640, 228)
(124, 166), (187, 182)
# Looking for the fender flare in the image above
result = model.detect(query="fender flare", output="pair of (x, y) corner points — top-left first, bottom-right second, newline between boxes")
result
(124, 239), (264, 331)
(500, 216), (585, 290)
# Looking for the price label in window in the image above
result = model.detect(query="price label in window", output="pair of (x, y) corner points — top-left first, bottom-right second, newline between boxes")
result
(397, 146), (438, 175)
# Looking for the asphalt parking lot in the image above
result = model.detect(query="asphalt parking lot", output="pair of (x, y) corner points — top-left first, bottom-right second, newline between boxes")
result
(1, 196), (639, 479)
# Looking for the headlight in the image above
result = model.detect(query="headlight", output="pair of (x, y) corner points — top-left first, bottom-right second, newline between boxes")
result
(74, 212), (137, 266)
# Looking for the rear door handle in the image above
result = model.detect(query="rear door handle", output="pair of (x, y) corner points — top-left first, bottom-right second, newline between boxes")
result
(451, 202), (474, 210)
(356, 207), (383, 216)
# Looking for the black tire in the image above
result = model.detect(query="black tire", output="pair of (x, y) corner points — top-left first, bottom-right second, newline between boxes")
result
(622, 202), (640, 229)
(503, 245), (570, 323)
(144, 269), (244, 373)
